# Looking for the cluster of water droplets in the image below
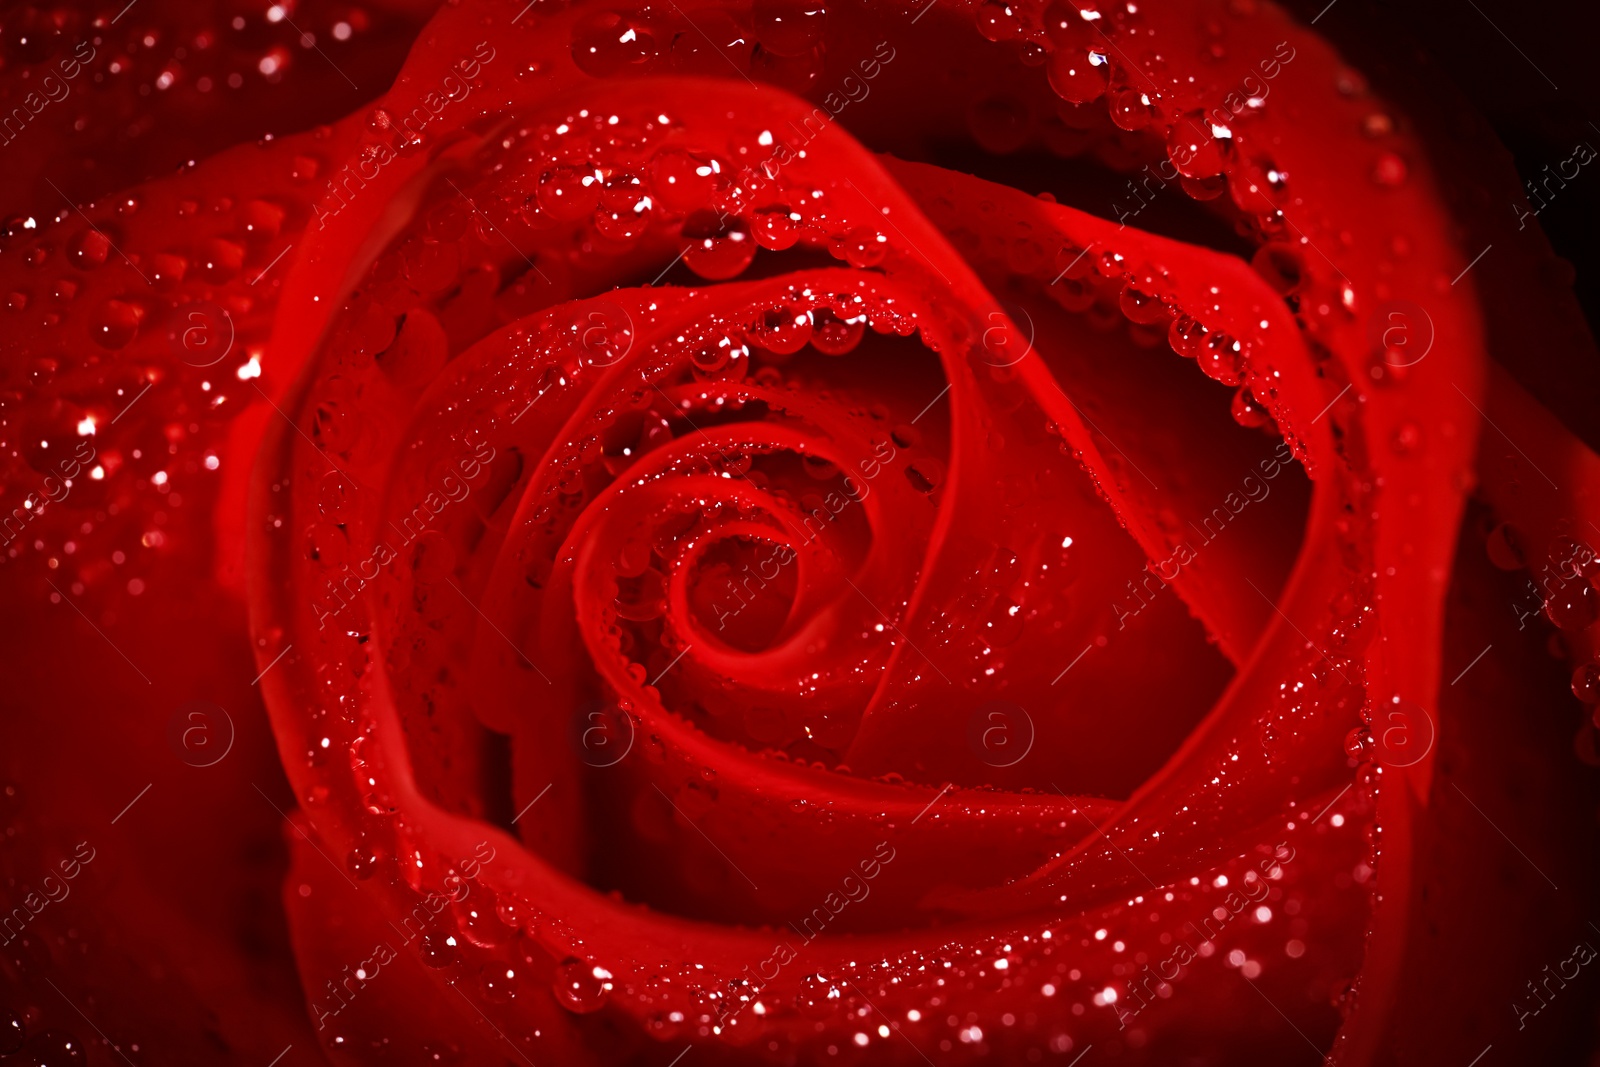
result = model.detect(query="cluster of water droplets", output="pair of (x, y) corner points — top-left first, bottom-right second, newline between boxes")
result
(1483, 522), (1600, 762)
(0, 139), (337, 615)
(496, 279), (950, 765)
(565, 0), (830, 90)
(240, 0), (1445, 1056)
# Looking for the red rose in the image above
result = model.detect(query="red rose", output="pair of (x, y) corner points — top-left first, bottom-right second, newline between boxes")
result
(2, 1), (1597, 1064)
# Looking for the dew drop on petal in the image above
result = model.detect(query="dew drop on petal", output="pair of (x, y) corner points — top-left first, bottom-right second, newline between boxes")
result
(553, 956), (612, 1013)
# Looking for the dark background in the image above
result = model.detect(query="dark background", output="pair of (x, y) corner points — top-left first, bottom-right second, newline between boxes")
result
(1287, 0), (1600, 348)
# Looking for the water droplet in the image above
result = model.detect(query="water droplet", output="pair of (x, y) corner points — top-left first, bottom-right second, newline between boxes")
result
(90, 299), (142, 349)
(150, 253), (188, 290)
(1571, 662), (1600, 703)
(1251, 242), (1306, 295)
(1168, 314), (1206, 358)
(496, 896), (527, 930)
(481, 964), (523, 1003)
(1545, 582), (1598, 632)
(982, 600), (1026, 646)
(376, 307), (449, 389)
(797, 973), (842, 1017)
(553, 956), (612, 1013)
(317, 471), (357, 520)
(67, 229), (111, 270)
(539, 164), (603, 222)
(197, 237), (246, 283)
(751, 202), (801, 250)
(24, 1029), (84, 1065)
(905, 458), (945, 494)
(615, 567), (668, 622)
(753, 303), (812, 355)
(570, 10), (660, 77)
(1046, 46), (1107, 105)
(1118, 279), (1170, 324)
(967, 94), (1036, 153)
(418, 930), (459, 968)
(650, 148), (728, 214)
(0, 1008), (23, 1056)
(976, 0), (1025, 40)
(1228, 156), (1289, 212)
(1197, 331), (1243, 384)
(1041, 0), (1093, 45)
(1230, 386), (1270, 428)
(808, 309), (863, 355)
(1486, 522), (1524, 570)
(834, 226), (887, 268)
(682, 212), (755, 280)
(455, 889), (510, 948)
(1109, 88), (1153, 130)
(754, 0), (826, 56)
(1167, 112), (1229, 178)
(241, 199), (286, 242)
(347, 844), (379, 879)
(595, 177), (654, 241)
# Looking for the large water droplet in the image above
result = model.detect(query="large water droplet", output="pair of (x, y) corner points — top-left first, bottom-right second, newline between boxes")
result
(1118, 279), (1170, 324)
(1571, 662), (1600, 704)
(553, 956), (612, 1013)
(682, 212), (756, 280)
(196, 237), (246, 283)
(1545, 582), (1598, 632)
(595, 177), (654, 241)
(834, 226), (887, 269)
(539, 165), (604, 222)
(1197, 331), (1243, 384)
(753, 303), (812, 355)
(1046, 46), (1108, 105)
(67, 229), (111, 270)
(1167, 112), (1229, 178)
(808, 309), (863, 355)
(241, 199), (286, 242)
(1109, 88), (1153, 130)
(90, 299), (141, 349)
(650, 148), (728, 215)
(1230, 386), (1271, 428)
(1168, 314), (1206, 358)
